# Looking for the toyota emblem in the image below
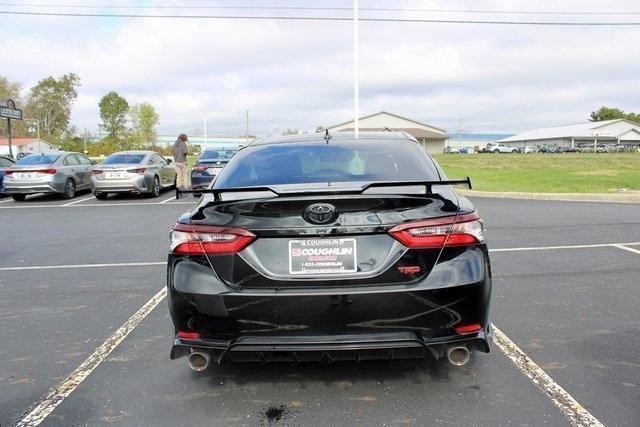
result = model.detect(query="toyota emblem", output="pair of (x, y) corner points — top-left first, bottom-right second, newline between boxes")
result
(303, 203), (337, 224)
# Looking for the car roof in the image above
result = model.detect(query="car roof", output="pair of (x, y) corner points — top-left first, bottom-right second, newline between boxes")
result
(250, 131), (418, 147)
(109, 150), (155, 155)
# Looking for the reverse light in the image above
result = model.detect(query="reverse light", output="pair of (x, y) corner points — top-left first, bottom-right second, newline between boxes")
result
(454, 323), (483, 334)
(170, 223), (255, 255)
(389, 212), (484, 249)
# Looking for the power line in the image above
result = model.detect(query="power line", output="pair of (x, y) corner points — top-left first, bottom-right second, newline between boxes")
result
(0, 3), (639, 16)
(1, 10), (640, 25)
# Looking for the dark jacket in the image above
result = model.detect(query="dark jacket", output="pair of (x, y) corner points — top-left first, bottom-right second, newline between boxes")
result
(172, 140), (188, 162)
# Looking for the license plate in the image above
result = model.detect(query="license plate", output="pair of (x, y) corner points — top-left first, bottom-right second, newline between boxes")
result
(15, 172), (38, 180)
(289, 238), (357, 275)
(105, 171), (126, 179)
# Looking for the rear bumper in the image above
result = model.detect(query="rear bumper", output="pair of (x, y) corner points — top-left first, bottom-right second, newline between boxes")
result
(92, 175), (147, 193)
(190, 175), (214, 189)
(171, 329), (492, 362)
(167, 246), (493, 362)
(3, 181), (61, 194)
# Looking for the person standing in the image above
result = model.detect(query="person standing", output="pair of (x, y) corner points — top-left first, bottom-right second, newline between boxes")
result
(172, 134), (189, 190)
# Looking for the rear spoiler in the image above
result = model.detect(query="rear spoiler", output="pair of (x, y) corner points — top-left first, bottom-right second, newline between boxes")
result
(176, 177), (472, 201)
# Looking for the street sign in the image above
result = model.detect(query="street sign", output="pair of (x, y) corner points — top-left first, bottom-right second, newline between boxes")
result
(0, 98), (22, 120)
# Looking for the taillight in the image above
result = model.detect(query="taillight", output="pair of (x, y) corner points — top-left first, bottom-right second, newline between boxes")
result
(41, 169), (57, 174)
(5, 170), (13, 175)
(91, 169), (103, 175)
(127, 168), (146, 175)
(192, 166), (207, 172)
(170, 223), (255, 255)
(388, 212), (484, 249)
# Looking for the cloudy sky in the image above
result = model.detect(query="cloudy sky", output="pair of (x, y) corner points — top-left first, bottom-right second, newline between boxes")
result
(2, 0), (640, 137)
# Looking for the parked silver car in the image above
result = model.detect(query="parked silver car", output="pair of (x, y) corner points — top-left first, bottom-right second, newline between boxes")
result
(91, 150), (176, 199)
(3, 152), (93, 201)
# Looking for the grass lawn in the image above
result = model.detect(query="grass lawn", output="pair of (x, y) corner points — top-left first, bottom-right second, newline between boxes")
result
(434, 153), (640, 193)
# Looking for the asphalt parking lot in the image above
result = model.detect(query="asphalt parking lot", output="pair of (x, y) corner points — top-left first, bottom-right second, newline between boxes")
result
(1, 192), (639, 426)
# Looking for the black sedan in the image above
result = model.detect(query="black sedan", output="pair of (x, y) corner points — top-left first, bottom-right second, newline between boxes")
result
(168, 132), (492, 371)
(190, 148), (239, 191)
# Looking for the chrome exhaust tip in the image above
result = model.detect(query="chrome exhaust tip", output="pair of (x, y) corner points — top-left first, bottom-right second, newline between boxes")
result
(187, 351), (211, 372)
(446, 345), (470, 366)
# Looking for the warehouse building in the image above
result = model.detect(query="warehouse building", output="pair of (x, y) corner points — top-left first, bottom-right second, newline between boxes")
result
(0, 138), (59, 156)
(499, 119), (640, 149)
(324, 111), (447, 154)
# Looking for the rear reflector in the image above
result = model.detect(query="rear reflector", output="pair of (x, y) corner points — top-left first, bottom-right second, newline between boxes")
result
(177, 330), (201, 340)
(454, 323), (483, 334)
(170, 223), (255, 255)
(388, 212), (484, 249)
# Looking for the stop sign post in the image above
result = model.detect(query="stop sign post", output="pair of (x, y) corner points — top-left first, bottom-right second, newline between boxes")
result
(0, 99), (23, 158)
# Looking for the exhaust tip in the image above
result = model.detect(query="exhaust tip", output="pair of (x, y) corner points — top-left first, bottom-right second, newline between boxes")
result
(446, 346), (470, 366)
(188, 351), (211, 372)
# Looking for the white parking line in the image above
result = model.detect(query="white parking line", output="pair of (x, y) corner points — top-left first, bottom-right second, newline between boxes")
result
(160, 195), (176, 204)
(490, 242), (640, 253)
(0, 198), (14, 204)
(62, 196), (95, 206)
(15, 287), (167, 427)
(0, 201), (193, 209)
(13, 284), (604, 426)
(0, 261), (167, 272)
(492, 324), (604, 426)
(612, 244), (640, 256)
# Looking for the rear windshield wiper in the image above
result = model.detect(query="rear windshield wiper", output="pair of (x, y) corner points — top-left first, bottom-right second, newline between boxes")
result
(176, 178), (471, 201)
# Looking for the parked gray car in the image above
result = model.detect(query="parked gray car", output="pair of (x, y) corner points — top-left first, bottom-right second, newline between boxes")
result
(91, 150), (176, 199)
(3, 152), (93, 201)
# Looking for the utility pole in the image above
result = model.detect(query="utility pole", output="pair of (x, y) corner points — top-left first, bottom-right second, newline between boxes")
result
(203, 114), (208, 147)
(26, 119), (41, 152)
(83, 127), (88, 154)
(353, 0), (359, 139)
(7, 117), (12, 158)
(238, 110), (249, 143)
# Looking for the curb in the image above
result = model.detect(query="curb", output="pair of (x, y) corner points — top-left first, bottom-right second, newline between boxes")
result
(458, 189), (640, 204)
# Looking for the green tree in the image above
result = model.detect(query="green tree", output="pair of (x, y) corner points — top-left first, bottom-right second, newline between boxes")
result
(590, 106), (640, 124)
(24, 73), (80, 142)
(129, 102), (159, 148)
(99, 91), (129, 138)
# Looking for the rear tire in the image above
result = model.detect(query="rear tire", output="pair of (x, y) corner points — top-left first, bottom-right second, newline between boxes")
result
(94, 192), (108, 200)
(11, 194), (26, 202)
(62, 179), (76, 200)
(147, 176), (160, 198)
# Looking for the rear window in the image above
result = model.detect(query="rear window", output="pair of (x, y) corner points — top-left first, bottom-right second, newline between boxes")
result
(200, 150), (237, 160)
(17, 154), (60, 165)
(215, 141), (438, 188)
(103, 154), (146, 164)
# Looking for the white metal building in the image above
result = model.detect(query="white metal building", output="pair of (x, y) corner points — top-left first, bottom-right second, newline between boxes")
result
(0, 138), (59, 156)
(499, 119), (640, 149)
(324, 111), (447, 154)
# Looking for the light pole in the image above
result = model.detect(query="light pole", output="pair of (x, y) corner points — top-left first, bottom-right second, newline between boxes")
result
(238, 111), (249, 143)
(203, 114), (208, 147)
(25, 119), (41, 152)
(98, 124), (104, 140)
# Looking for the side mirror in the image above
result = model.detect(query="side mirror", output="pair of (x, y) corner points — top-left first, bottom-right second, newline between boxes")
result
(166, 159), (172, 165)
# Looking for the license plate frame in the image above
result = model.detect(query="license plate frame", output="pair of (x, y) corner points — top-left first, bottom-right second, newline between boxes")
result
(288, 238), (357, 275)
(105, 171), (126, 179)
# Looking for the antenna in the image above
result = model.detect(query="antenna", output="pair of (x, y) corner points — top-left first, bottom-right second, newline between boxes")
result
(323, 129), (332, 143)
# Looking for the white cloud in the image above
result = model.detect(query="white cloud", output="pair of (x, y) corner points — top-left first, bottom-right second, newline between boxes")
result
(2, 0), (640, 136)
